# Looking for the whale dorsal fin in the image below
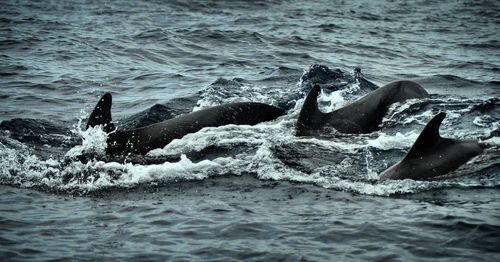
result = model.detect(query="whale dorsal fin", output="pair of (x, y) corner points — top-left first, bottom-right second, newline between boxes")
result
(296, 84), (325, 135)
(404, 112), (446, 160)
(86, 93), (116, 133)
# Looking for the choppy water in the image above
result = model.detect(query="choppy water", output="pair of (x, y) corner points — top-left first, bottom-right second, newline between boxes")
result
(1, 0), (499, 260)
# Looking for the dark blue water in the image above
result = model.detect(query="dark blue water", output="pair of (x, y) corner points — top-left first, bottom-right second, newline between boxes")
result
(1, 0), (499, 260)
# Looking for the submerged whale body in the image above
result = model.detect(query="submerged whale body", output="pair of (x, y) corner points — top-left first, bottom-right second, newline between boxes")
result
(86, 93), (285, 155)
(296, 80), (430, 135)
(380, 112), (484, 180)
(299, 64), (378, 94)
(278, 65), (379, 110)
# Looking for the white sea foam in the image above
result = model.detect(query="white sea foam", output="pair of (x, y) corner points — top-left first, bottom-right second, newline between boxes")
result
(366, 131), (419, 150)
(194, 83), (285, 112)
(318, 88), (349, 112)
(473, 115), (492, 127)
(1, 85), (497, 196)
(148, 119), (292, 157)
(238, 141), (447, 196)
(1, 134), (497, 196)
(65, 125), (108, 158)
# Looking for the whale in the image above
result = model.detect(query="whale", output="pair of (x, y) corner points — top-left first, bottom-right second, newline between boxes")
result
(296, 80), (430, 135)
(380, 112), (484, 180)
(86, 93), (285, 155)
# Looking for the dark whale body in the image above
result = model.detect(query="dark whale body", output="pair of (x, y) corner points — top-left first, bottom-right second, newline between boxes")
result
(296, 80), (430, 135)
(380, 112), (484, 180)
(86, 93), (285, 155)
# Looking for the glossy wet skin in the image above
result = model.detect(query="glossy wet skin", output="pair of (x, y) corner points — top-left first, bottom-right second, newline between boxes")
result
(296, 80), (430, 135)
(106, 102), (285, 155)
(380, 140), (484, 180)
(380, 112), (484, 180)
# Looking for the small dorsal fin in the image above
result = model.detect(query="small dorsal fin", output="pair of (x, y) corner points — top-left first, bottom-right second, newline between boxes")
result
(296, 84), (325, 135)
(404, 112), (446, 160)
(86, 93), (116, 133)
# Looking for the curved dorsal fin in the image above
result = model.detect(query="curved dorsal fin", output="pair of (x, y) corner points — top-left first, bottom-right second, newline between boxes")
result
(296, 84), (325, 135)
(86, 93), (116, 133)
(404, 112), (446, 160)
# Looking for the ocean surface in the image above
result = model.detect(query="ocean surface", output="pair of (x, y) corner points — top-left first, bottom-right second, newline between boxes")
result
(1, 0), (499, 260)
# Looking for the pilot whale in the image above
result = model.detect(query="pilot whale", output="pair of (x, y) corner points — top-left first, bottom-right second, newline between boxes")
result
(296, 80), (430, 135)
(380, 112), (484, 180)
(86, 93), (285, 155)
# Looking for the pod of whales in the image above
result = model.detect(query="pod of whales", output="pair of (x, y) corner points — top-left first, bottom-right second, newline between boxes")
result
(294, 79), (483, 180)
(380, 112), (484, 180)
(85, 77), (484, 180)
(296, 80), (429, 135)
(86, 93), (285, 155)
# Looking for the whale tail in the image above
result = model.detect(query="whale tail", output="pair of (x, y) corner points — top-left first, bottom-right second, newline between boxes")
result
(296, 84), (325, 136)
(86, 93), (116, 133)
(403, 112), (449, 160)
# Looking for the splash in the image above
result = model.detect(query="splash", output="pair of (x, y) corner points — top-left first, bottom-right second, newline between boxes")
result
(65, 125), (108, 159)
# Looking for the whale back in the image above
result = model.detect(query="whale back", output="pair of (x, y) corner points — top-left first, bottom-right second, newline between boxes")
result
(296, 81), (430, 135)
(105, 101), (285, 155)
(380, 112), (484, 180)
(86, 93), (116, 133)
(403, 112), (449, 161)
